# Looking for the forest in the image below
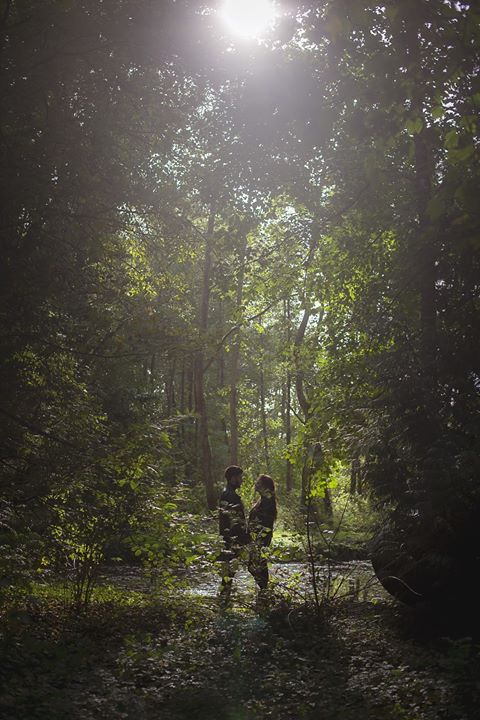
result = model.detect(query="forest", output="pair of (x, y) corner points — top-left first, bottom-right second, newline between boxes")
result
(1, 1), (479, 718)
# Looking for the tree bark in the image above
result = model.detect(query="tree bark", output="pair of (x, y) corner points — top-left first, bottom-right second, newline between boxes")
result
(229, 232), (248, 464)
(285, 369), (293, 493)
(294, 307), (314, 507)
(405, 14), (438, 449)
(350, 457), (360, 495)
(404, 16), (436, 363)
(259, 348), (270, 474)
(294, 308), (311, 420)
(165, 358), (176, 416)
(284, 299), (294, 493)
(294, 231), (332, 515)
(193, 203), (216, 510)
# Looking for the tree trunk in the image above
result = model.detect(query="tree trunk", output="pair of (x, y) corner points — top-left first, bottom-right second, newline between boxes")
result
(285, 369), (293, 493)
(259, 355), (270, 473)
(193, 204), (216, 510)
(178, 356), (186, 453)
(405, 15), (438, 449)
(181, 355), (195, 481)
(179, 357), (186, 414)
(218, 299), (225, 388)
(187, 356), (194, 413)
(229, 232), (248, 464)
(165, 358), (176, 416)
(404, 22), (436, 343)
(294, 308), (311, 420)
(150, 354), (156, 390)
(294, 231), (332, 515)
(294, 307), (314, 507)
(284, 299), (293, 493)
(350, 457), (360, 495)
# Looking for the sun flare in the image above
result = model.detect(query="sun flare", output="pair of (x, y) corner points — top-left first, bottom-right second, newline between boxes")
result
(220, 0), (277, 39)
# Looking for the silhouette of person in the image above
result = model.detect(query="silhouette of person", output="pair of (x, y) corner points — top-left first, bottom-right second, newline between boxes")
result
(248, 474), (277, 590)
(218, 465), (250, 606)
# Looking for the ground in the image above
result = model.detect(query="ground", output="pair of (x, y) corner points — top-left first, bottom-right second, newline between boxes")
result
(1, 566), (479, 720)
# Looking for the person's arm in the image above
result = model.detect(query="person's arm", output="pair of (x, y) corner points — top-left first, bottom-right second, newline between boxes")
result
(248, 506), (263, 542)
(249, 505), (273, 546)
(228, 496), (249, 547)
(219, 496), (232, 547)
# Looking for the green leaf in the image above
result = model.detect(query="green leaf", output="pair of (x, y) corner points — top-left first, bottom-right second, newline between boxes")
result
(445, 129), (459, 149)
(405, 117), (423, 135)
(450, 145), (475, 162)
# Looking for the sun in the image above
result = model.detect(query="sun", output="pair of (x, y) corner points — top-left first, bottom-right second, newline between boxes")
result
(220, 0), (277, 39)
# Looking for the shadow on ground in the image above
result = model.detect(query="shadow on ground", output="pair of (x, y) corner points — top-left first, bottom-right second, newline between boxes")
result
(1, 592), (479, 720)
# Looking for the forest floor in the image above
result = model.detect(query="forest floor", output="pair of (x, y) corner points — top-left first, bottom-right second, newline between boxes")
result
(1, 565), (480, 720)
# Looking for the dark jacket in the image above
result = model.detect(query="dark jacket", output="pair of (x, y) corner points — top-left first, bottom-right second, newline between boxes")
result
(248, 497), (276, 547)
(219, 486), (250, 551)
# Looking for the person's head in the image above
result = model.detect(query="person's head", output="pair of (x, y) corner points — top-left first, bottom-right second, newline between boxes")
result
(225, 465), (243, 489)
(255, 474), (275, 498)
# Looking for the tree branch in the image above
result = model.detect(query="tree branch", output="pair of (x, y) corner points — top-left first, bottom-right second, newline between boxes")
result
(0, 407), (85, 451)
(204, 300), (278, 372)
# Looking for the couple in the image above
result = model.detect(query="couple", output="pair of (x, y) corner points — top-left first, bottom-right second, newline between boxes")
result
(218, 464), (277, 605)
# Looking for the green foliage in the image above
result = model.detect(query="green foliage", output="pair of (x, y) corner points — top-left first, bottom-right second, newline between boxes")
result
(1, 0), (479, 615)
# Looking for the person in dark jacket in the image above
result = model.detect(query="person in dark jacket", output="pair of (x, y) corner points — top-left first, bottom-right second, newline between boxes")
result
(248, 474), (277, 590)
(218, 465), (250, 605)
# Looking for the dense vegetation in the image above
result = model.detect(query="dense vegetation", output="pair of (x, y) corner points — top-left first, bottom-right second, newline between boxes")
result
(1, 1), (479, 718)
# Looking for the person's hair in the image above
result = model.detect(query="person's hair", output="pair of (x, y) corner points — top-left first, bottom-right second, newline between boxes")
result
(225, 465), (243, 482)
(256, 474), (277, 520)
(257, 474), (275, 493)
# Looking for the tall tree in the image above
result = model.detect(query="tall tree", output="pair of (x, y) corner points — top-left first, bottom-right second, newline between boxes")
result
(193, 204), (217, 509)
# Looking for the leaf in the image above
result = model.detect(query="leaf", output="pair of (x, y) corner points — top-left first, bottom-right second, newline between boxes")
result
(450, 145), (475, 162)
(445, 129), (459, 149)
(405, 117), (423, 135)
